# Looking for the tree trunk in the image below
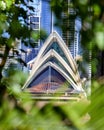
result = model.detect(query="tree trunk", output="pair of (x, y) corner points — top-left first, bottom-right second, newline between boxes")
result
(0, 46), (10, 80)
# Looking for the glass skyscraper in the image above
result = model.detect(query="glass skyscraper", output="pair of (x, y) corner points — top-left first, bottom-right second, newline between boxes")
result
(25, 0), (82, 66)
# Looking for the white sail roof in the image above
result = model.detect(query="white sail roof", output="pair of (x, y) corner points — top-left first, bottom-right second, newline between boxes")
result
(23, 31), (85, 93)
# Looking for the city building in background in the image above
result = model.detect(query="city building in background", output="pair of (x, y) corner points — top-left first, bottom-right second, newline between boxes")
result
(23, 0), (83, 71)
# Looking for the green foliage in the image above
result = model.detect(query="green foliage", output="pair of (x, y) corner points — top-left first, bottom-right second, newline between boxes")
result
(31, 29), (48, 43)
(87, 80), (104, 130)
(0, 0), (104, 130)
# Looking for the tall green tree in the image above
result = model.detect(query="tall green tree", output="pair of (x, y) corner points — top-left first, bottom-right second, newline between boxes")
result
(0, 0), (34, 80)
(0, 0), (36, 106)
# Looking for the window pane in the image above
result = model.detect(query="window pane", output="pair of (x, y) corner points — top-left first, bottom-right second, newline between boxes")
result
(30, 23), (39, 29)
(30, 17), (39, 23)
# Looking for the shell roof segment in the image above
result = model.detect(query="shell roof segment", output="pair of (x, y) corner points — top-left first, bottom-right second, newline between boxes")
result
(23, 31), (85, 93)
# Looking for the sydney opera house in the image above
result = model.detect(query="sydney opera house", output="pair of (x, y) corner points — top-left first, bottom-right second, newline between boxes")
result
(22, 0), (90, 98)
(23, 31), (86, 98)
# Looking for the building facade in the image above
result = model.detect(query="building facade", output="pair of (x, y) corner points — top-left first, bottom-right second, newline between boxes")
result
(23, 0), (82, 70)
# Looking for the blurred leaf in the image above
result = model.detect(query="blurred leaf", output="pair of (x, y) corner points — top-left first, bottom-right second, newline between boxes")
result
(0, 1), (6, 10)
(93, 4), (101, 17)
(5, 0), (13, 9)
(95, 32), (104, 50)
(87, 81), (104, 130)
(61, 100), (89, 130)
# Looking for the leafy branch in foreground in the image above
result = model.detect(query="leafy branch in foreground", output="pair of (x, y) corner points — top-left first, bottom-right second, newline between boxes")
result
(0, 0), (104, 130)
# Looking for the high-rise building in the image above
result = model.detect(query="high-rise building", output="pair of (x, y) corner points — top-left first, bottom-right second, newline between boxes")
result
(24, 0), (82, 69)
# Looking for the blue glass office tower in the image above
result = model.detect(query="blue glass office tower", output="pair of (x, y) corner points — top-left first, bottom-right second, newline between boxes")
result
(25, 0), (82, 65)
